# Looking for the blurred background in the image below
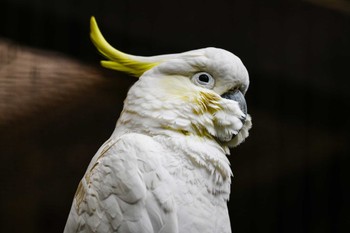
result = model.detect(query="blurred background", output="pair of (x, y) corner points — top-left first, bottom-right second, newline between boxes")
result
(0, 0), (349, 232)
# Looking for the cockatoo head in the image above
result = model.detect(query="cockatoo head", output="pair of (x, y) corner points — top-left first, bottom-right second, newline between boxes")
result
(90, 17), (252, 152)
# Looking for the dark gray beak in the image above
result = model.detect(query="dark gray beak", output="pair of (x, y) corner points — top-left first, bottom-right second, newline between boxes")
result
(221, 90), (247, 121)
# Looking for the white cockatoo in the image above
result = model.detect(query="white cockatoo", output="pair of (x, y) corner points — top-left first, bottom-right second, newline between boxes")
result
(64, 16), (252, 233)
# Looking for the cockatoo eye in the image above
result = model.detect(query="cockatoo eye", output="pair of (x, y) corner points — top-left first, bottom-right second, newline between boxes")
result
(191, 72), (215, 89)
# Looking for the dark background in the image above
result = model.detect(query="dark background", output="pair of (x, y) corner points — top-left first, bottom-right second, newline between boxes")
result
(0, 0), (349, 232)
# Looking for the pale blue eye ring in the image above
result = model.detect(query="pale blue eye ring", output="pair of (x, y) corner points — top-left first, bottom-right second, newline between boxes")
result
(191, 72), (215, 89)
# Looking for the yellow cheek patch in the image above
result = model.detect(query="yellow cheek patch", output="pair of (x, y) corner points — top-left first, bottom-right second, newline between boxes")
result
(90, 16), (159, 77)
(192, 91), (222, 115)
(189, 91), (222, 139)
(153, 76), (223, 139)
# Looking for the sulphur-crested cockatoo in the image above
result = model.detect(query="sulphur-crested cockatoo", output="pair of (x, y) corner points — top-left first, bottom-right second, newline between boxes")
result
(64, 16), (252, 233)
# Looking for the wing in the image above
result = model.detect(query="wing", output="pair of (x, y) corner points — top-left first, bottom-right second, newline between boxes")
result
(64, 133), (178, 233)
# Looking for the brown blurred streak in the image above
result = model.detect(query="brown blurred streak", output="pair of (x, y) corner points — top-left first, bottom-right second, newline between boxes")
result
(303, 0), (350, 14)
(0, 38), (135, 232)
(0, 38), (130, 127)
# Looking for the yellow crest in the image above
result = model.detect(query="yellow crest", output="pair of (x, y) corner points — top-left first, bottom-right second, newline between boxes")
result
(90, 16), (159, 77)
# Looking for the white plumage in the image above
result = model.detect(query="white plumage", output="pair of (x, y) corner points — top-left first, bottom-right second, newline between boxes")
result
(64, 17), (252, 233)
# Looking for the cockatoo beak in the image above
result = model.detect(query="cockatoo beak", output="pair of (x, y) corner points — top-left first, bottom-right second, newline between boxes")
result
(221, 90), (247, 122)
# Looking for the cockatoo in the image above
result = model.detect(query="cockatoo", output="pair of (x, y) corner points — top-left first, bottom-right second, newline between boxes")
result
(64, 16), (252, 233)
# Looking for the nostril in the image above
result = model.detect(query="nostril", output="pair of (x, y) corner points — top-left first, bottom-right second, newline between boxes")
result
(240, 115), (246, 124)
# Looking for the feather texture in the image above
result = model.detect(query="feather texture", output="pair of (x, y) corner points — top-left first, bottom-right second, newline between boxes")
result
(64, 134), (178, 233)
(64, 133), (234, 233)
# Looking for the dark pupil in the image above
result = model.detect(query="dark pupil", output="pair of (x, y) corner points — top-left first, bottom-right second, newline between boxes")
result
(198, 74), (209, 83)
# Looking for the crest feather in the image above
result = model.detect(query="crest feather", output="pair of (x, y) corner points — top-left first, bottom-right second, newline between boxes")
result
(90, 16), (159, 77)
